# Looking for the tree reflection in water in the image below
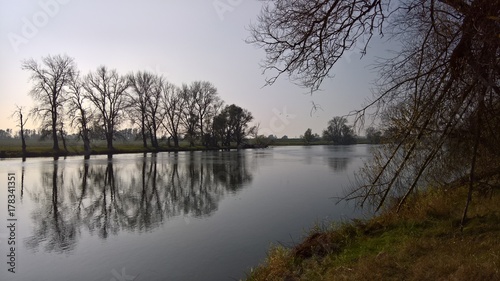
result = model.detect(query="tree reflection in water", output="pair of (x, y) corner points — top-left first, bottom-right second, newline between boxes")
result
(323, 146), (353, 172)
(326, 157), (350, 171)
(25, 161), (79, 253)
(24, 151), (254, 253)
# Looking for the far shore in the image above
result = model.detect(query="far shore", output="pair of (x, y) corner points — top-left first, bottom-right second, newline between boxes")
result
(0, 146), (223, 159)
(0, 138), (371, 159)
(0, 143), (251, 159)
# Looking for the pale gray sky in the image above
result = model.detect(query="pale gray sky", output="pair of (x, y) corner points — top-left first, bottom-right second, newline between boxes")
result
(0, 0), (386, 138)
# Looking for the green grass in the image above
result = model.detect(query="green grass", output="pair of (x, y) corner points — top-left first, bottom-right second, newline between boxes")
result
(245, 186), (500, 281)
(0, 139), (230, 158)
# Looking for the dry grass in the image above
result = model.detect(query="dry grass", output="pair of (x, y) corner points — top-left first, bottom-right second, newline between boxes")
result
(245, 185), (500, 281)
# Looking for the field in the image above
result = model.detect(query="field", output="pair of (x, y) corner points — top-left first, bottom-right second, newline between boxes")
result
(0, 138), (217, 158)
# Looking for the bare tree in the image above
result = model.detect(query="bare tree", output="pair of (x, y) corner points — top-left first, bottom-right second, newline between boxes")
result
(248, 0), (385, 92)
(322, 116), (355, 145)
(127, 71), (156, 148)
(146, 76), (164, 148)
(192, 81), (221, 146)
(22, 54), (76, 151)
(160, 81), (185, 148)
(84, 66), (129, 150)
(180, 84), (199, 147)
(249, 0), (500, 226)
(57, 118), (68, 152)
(67, 72), (93, 156)
(12, 106), (28, 155)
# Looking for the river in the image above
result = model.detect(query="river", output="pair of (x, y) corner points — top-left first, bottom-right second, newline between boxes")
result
(0, 145), (373, 281)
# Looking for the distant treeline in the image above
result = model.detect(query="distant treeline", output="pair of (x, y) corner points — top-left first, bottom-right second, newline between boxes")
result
(299, 116), (383, 145)
(15, 54), (256, 154)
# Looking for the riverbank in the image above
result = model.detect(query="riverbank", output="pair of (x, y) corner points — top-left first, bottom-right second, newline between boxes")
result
(0, 138), (367, 159)
(0, 140), (235, 159)
(245, 184), (500, 280)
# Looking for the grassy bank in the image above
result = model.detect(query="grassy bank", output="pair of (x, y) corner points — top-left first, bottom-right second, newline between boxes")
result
(0, 139), (230, 158)
(245, 185), (500, 280)
(0, 138), (368, 158)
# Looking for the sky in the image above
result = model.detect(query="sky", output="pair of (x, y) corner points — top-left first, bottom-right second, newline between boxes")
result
(0, 0), (388, 138)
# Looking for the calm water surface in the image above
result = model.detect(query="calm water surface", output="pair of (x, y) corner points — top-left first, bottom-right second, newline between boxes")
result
(0, 145), (372, 281)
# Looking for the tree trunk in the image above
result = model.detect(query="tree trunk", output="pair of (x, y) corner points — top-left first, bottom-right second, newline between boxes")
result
(83, 139), (90, 156)
(106, 120), (114, 150)
(173, 135), (179, 147)
(19, 114), (27, 155)
(59, 129), (68, 152)
(151, 132), (158, 148)
(82, 130), (91, 157)
(52, 117), (59, 151)
(151, 119), (159, 148)
(20, 133), (27, 154)
(106, 132), (114, 150)
(460, 92), (485, 230)
(141, 117), (147, 148)
(149, 127), (157, 148)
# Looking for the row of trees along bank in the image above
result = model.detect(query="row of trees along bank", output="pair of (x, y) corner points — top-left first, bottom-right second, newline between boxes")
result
(18, 54), (254, 155)
(301, 116), (383, 145)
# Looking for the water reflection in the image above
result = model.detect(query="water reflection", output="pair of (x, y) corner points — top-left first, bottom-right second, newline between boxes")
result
(25, 161), (78, 253)
(25, 151), (254, 253)
(323, 146), (354, 172)
(326, 157), (350, 171)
